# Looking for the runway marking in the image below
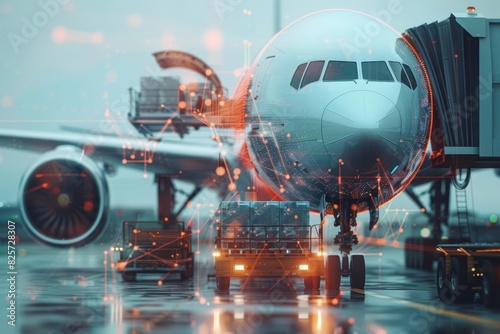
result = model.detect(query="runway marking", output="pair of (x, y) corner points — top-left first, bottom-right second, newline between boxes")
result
(363, 290), (500, 329)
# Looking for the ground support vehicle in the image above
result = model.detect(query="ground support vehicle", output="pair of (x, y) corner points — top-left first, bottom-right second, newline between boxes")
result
(436, 243), (500, 307)
(213, 201), (325, 292)
(117, 221), (194, 282)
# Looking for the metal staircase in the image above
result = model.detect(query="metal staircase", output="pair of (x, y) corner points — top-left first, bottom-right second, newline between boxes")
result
(455, 188), (471, 242)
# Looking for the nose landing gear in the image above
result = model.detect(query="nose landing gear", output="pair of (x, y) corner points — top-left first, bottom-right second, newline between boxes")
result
(324, 197), (375, 294)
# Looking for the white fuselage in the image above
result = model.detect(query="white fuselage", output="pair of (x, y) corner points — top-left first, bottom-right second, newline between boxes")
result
(241, 10), (432, 212)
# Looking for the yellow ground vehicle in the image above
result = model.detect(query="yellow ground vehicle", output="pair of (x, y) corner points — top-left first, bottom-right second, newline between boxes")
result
(213, 201), (324, 292)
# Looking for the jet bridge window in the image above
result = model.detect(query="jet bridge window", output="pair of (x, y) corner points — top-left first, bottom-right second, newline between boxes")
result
(290, 63), (307, 90)
(300, 61), (325, 88)
(389, 61), (411, 89)
(323, 61), (358, 81)
(402, 63), (418, 90)
(361, 61), (394, 82)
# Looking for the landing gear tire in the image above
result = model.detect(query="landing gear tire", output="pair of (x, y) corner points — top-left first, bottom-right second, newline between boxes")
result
(216, 277), (230, 292)
(450, 257), (474, 303)
(121, 272), (137, 282)
(304, 276), (320, 292)
(350, 255), (365, 291)
(481, 260), (500, 308)
(437, 257), (451, 302)
(325, 255), (341, 293)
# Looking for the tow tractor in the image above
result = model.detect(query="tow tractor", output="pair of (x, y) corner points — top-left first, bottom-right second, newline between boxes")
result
(436, 244), (500, 307)
(213, 201), (325, 292)
(117, 221), (194, 282)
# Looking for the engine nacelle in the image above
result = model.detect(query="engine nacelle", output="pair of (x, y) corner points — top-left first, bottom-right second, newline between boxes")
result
(19, 146), (109, 247)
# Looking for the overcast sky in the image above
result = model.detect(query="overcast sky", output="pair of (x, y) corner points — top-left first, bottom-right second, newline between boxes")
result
(1, 0), (500, 223)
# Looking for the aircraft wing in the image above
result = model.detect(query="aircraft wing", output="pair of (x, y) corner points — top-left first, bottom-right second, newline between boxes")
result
(0, 127), (225, 187)
(0, 125), (237, 247)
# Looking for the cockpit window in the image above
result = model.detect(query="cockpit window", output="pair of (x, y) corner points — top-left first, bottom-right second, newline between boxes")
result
(290, 63), (307, 90)
(361, 61), (394, 82)
(300, 61), (325, 88)
(323, 61), (358, 81)
(402, 63), (418, 90)
(389, 61), (411, 89)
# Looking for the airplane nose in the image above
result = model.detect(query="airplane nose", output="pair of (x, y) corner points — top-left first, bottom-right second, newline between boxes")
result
(321, 90), (401, 173)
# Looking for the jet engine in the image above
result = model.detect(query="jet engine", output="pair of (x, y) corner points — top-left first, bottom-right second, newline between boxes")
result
(19, 147), (109, 247)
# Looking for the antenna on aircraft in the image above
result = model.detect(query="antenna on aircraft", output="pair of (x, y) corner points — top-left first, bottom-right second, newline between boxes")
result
(274, 0), (281, 33)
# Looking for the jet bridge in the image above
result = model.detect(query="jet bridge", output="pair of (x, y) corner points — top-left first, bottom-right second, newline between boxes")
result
(405, 9), (500, 170)
(403, 9), (500, 271)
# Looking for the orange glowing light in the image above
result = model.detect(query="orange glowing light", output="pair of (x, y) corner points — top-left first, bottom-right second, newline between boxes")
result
(203, 29), (224, 50)
(1, 96), (13, 108)
(126, 14), (142, 28)
(91, 32), (104, 44)
(52, 26), (68, 43)
(83, 201), (94, 212)
(215, 166), (226, 176)
(116, 262), (127, 271)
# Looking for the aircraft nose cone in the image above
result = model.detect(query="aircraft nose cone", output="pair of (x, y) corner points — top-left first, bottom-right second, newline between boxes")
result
(321, 90), (401, 173)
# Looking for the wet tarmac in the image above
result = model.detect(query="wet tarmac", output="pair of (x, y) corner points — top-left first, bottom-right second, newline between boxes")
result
(1, 239), (500, 334)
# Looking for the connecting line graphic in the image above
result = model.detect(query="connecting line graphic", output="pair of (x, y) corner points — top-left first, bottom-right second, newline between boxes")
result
(265, 252), (297, 296)
(356, 204), (422, 254)
(146, 296), (195, 331)
(123, 232), (193, 265)
(267, 122), (290, 178)
(240, 245), (268, 292)
(248, 90), (286, 188)
(157, 267), (178, 283)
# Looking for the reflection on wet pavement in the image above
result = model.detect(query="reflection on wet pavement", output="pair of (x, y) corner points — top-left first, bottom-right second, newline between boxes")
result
(1, 243), (499, 334)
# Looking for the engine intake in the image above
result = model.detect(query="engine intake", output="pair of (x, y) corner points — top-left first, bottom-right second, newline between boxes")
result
(19, 149), (109, 247)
